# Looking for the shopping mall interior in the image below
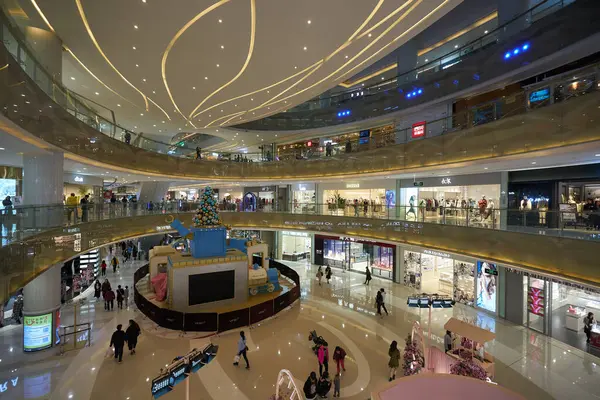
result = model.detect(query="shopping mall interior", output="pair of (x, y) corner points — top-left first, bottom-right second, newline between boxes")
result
(1, 0), (600, 399)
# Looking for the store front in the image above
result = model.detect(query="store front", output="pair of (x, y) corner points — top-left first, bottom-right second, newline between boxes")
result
(0, 166), (22, 209)
(503, 268), (600, 355)
(218, 187), (243, 211)
(509, 164), (600, 230)
(278, 231), (312, 262)
(314, 235), (395, 280)
(63, 173), (103, 204)
(319, 180), (396, 217)
(291, 183), (316, 214)
(243, 185), (285, 212)
(399, 173), (503, 227)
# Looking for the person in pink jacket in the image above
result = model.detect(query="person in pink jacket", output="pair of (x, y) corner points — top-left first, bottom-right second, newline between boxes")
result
(317, 344), (329, 377)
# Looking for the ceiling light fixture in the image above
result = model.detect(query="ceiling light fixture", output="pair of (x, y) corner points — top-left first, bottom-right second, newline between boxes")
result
(117, 104), (121, 107)
(132, 46), (137, 50)
(70, 76), (75, 80)
(140, 113), (144, 116)
(134, 25), (138, 29)
(95, 92), (99, 95)
(216, 64), (220, 67)
(303, 46), (307, 51)
(218, 19), (222, 23)
(220, 45), (224, 49)
(193, 86), (196, 90)
(205, 77), (208, 80)
(368, 33), (372, 37)
(142, 78), (146, 82)
(484, 30), (488, 34)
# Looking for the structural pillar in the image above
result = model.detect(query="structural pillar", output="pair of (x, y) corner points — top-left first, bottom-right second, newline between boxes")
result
(137, 181), (171, 204)
(22, 151), (64, 228)
(499, 171), (509, 230)
(22, 265), (61, 352)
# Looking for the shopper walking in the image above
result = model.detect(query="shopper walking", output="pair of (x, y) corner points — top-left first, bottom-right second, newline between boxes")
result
(125, 319), (141, 355)
(124, 131), (131, 145)
(196, 146), (202, 160)
(316, 266), (323, 286)
(444, 330), (453, 352)
(12, 294), (23, 324)
(379, 288), (389, 316)
(233, 330), (250, 369)
(317, 344), (329, 377)
(80, 194), (90, 222)
(66, 193), (78, 223)
(104, 287), (115, 311)
(94, 280), (101, 300)
(109, 324), (126, 363)
(325, 266), (332, 284)
(116, 285), (125, 309)
(333, 346), (346, 374)
(124, 286), (130, 308)
(376, 289), (384, 317)
(111, 256), (119, 273)
(584, 312), (595, 343)
(364, 266), (372, 285)
(100, 260), (107, 276)
(388, 340), (400, 381)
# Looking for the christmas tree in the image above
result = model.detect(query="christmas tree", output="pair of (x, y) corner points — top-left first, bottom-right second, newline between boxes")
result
(193, 186), (221, 227)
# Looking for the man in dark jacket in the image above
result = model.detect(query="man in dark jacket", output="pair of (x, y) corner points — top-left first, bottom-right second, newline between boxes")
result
(125, 319), (141, 355)
(110, 324), (126, 362)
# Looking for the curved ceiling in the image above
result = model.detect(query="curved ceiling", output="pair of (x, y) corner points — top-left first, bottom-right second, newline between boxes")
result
(13, 0), (461, 149)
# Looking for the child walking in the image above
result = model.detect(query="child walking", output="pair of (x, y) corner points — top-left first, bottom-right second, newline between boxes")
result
(333, 373), (341, 397)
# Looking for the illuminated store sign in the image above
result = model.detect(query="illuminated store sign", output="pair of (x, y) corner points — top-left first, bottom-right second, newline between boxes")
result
(412, 121), (426, 138)
(74, 176), (84, 183)
(441, 178), (452, 185)
(23, 313), (53, 352)
(529, 87), (550, 103)
(346, 183), (360, 188)
(423, 249), (451, 258)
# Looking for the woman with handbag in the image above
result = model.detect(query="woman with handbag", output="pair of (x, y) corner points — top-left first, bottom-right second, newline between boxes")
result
(584, 312), (595, 343)
(233, 330), (250, 369)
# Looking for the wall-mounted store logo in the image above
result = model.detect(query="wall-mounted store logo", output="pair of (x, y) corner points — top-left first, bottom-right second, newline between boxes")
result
(441, 178), (452, 185)
(411, 121), (426, 138)
(74, 176), (84, 182)
(529, 87), (550, 103)
(484, 268), (498, 276)
(336, 110), (351, 118)
(346, 183), (360, 188)
(423, 249), (451, 258)
(504, 43), (530, 60)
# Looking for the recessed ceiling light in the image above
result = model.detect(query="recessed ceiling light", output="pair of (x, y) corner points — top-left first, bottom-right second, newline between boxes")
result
(345, 55), (348, 59)
(425, 59), (428, 62)
(95, 92), (99, 95)
(134, 25), (138, 29)
(193, 86), (196, 90)
(140, 113), (144, 116)
(142, 78), (146, 82)
(162, 121), (165, 123)
(216, 64), (220, 67)
(381, 77), (384, 80)
(153, 124), (156, 127)
(250, 98), (253, 101)
(454, 45), (459, 48)
(134, 126), (137, 129)
(294, 66), (297, 69)
(595, 154), (600, 157)
(152, 90), (156, 94)
(218, 19), (222, 23)
(484, 167), (488, 170)
(0, 147), (5, 150)
(70, 76), (75, 80)
(117, 104), (121, 107)
(267, 90), (270, 93)
(220, 45), (224, 49)
(135, 64), (139, 67)
(205, 77), (208, 80)
(303, 46), (307, 51)
(142, 0), (146, 3)
(132, 46), (136, 50)
(275, 134), (278, 137)
(531, 161), (537, 165)
(484, 30), (488, 34)
(368, 33), (372, 37)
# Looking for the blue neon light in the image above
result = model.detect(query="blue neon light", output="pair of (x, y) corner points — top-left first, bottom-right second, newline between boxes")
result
(405, 88), (423, 100)
(504, 52), (511, 59)
(337, 110), (351, 118)
(522, 43), (529, 51)
(407, 93), (412, 98)
(504, 42), (530, 60)
(513, 48), (519, 55)
(417, 89), (422, 94)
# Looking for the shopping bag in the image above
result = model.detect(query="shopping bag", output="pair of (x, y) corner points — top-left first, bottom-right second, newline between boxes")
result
(233, 354), (240, 363)
(105, 347), (114, 358)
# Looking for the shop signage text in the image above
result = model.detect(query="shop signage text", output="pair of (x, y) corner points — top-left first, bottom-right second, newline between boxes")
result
(423, 249), (451, 259)
(74, 176), (84, 183)
(484, 268), (498, 276)
(529, 87), (550, 103)
(413, 181), (424, 187)
(441, 178), (452, 185)
(412, 121), (426, 138)
(346, 183), (360, 188)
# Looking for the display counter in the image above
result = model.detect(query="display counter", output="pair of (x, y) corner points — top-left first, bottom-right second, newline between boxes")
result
(565, 305), (586, 331)
(590, 325), (600, 348)
(439, 272), (453, 296)
(282, 252), (308, 262)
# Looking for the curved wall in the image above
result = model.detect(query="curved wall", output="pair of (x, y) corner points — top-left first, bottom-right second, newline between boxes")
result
(2, 212), (599, 303)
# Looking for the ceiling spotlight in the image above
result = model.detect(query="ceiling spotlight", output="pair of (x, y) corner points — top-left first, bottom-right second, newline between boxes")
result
(117, 104), (121, 107)
(135, 64), (139, 67)
(142, 78), (146, 82)
(531, 161), (537, 165)
(142, 0), (146, 3)
(303, 46), (307, 51)
(205, 77), (208, 80)
(425, 59), (428, 62)
(454, 44), (458, 48)
(153, 124), (156, 127)
(193, 86), (196, 90)
(132, 46), (137, 50)
(95, 92), (99, 95)
(307, 20), (311, 24)
(162, 121), (165, 123)
(220, 45), (224, 49)
(70, 76), (75, 80)
(134, 25), (139, 29)
(152, 90), (156, 94)
(345, 55), (348, 59)
(216, 64), (220, 67)
(368, 33), (372, 37)
(250, 98), (253, 101)
(140, 113), (144, 116)
(218, 19), (222, 23)
(484, 30), (488, 34)
(294, 66), (297, 69)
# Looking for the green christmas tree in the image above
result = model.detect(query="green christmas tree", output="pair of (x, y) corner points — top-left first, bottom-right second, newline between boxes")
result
(193, 186), (221, 227)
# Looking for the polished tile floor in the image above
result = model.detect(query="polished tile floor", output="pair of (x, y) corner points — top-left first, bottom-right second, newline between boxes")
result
(0, 259), (599, 399)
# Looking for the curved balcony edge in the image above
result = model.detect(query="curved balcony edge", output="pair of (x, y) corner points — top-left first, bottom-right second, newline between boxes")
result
(1, 212), (598, 303)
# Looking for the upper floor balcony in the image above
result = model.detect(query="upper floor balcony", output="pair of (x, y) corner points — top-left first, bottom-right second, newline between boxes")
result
(1, 2), (600, 181)
(233, 0), (600, 131)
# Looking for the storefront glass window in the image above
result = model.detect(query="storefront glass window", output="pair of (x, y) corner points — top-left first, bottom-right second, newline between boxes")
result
(453, 261), (475, 306)
(403, 251), (422, 289)
(323, 189), (387, 217)
(321, 236), (394, 280)
(281, 232), (311, 262)
(476, 261), (498, 313)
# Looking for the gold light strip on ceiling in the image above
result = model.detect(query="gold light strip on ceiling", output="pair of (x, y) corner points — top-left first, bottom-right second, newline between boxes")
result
(227, 0), (387, 125)
(29, 0), (55, 32)
(74, 0), (149, 111)
(147, 97), (171, 121)
(337, 63), (398, 88)
(0, 64), (8, 71)
(188, 0), (256, 119)
(262, 0), (422, 109)
(206, 111), (246, 127)
(161, 0), (231, 128)
(417, 11), (497, 56)
(196, 0), (384, 123)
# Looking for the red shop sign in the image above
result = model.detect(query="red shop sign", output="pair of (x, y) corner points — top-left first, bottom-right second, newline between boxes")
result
(412, 121), (426, 138)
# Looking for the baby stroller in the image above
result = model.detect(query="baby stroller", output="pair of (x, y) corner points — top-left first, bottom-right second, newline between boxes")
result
(308, 330), (328, 355)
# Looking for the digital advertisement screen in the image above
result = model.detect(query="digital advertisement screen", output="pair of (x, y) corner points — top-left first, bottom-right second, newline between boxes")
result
(23, 313), (53, 352)
(188, 270), (235, 306)
(476, 261), (497, 313)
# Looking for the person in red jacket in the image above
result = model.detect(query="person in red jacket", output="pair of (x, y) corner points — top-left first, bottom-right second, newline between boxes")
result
(333, 346), (346, 374)
(104, 288), (115, 311)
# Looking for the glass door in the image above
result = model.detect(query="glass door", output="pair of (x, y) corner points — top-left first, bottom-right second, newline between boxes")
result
(526, 277), (548, 333)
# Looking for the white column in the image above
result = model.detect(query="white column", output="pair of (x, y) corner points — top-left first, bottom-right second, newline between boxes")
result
(137, 181), (171, 204)
(22, 151), (64, 228)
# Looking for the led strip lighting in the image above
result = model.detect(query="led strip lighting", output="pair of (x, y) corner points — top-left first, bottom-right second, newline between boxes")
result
(74, 0), (150, 111)
(161, 0), (231, 128)
(188, 0), (256, 119)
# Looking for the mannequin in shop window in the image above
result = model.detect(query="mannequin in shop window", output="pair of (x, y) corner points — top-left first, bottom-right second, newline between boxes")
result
(406, 195), (417, 221)
(538, 196), (549, 225)
(485, 198), (495, 221)
(520, 196), (532, 211)
(419, 198), (426, 220)
(478, 195), (488, 218)
(439, 197), (445, 216)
